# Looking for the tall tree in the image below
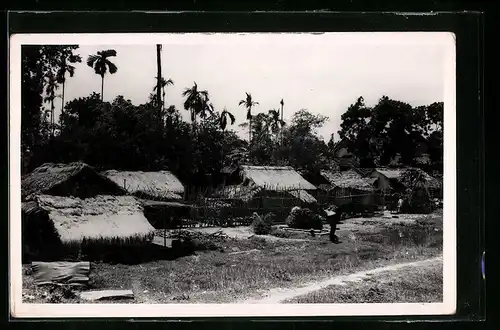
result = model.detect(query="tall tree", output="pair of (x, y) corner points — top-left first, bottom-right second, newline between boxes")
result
(153, 77), (174, 112)
(266, 109), (286, 137)
(219, 107), (236, 133)
(182, 82), (211, 127)
(21, 45), (81, 170)
(44, 70), (59, 138)
(239, 93), (259, 144)
(86, 49), (118, 101)
(55, 54), (82, 130)
(156, 45), (163, 123)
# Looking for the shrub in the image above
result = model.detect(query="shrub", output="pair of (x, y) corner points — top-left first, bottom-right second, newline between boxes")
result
(286, 207), (323, 230)
(252, 212), (273, 235)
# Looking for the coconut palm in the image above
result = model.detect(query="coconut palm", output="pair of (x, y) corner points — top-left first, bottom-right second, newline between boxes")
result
(86, 49), (118, 101)
(153, 77), (174, 112)
(239, 93), (259, 143)
(219, 108), (236, 133)
(182, 82), (210, 124)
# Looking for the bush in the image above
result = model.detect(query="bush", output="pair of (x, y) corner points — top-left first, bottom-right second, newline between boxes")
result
(252, 212), (273, 235)
(286, 207), (323, 230)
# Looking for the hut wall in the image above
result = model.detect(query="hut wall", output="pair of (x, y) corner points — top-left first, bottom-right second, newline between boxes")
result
(22, 207), (66, 262)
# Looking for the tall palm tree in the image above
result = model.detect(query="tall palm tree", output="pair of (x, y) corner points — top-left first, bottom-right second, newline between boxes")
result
(219, 107), (236, 133)
(56, 54), (81, 130)
(182, 82), (210, 125)
(156, 44), (162, 123)
(44, 71), (59, 138)
(153, 77), (174, 112)
(86, 49), (118, 101)
(266, 109), (286, 136)
(239, 92), (259, 143)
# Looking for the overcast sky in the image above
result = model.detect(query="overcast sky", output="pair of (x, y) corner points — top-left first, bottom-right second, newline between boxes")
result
(49, 33), (449, 141)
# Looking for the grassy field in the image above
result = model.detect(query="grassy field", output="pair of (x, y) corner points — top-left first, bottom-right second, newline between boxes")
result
(22, 210), (443, 304)
(284, 259), (443, 303)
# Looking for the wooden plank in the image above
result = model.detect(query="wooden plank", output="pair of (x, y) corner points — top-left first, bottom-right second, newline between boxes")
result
(79, 290), (134, 301)
(31, 261), (90, 286)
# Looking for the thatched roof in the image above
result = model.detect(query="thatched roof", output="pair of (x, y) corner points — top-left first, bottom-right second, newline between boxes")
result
(102, 170), (184, 200)
(215, 185), (262, 202)
(320, 170), (374, 191)
(374, 168), (442, 189)
(288, 190), (317, 204)
(21, 162), (126, 201)
(25, 195), (155, 245)
(240, 165), (316, 191)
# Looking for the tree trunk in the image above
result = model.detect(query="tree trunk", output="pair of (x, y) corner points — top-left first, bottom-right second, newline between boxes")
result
(101, 75), (104, 102)
(248, 106), (252, 144)
(60, 80), (65, 131)
(156, 44), (162, 126)
(51, 98), (55, 138)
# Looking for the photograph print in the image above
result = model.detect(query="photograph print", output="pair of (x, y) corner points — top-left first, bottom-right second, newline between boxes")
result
(10, 32), (456, 318)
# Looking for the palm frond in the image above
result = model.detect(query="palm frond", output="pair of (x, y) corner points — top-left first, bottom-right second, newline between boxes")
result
(238, 100), (246, 106)
(253, 101), (260, 106)
(99, 49), (117, 58)
(86, 55), (99, 68)
(105, 60), (118, 74)
(67, 65), (76, 77)
(228, 112), (236, 124)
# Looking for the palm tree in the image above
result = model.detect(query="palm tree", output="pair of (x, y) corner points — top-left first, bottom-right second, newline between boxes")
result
(239, 92), (259, 143)
(56, 54), (81, 130)
(44, 71), (59, 138)
(153, 77), (174, 112)
(86, 49), (118, 101)
(219, 108), (236, 133)
(182, 82), (210, 125)
(156, 44), (163, 122)
(266, 109), (286, 136)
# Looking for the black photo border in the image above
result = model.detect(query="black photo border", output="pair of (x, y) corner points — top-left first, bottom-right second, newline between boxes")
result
(4, 9), (486, 327)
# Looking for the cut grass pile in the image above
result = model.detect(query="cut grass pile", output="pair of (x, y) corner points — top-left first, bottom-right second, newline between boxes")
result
(285, 260), (443, 303)
(22, 211), (443, 304)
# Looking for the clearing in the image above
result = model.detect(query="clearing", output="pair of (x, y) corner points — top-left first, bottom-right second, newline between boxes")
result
(22, 210), (443, 304)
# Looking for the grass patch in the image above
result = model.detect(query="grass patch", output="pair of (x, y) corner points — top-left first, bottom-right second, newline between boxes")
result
(22, 212), (442, 304)
(285, 261), (443, 303)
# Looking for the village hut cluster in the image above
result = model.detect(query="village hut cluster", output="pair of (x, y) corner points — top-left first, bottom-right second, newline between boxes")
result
(21, 140), (442, 262)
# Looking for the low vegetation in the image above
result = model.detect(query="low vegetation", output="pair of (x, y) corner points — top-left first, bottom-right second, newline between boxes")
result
(22, 211), (443, 304)
(285, 207), (323, 230)
(285, 260), (443, 303)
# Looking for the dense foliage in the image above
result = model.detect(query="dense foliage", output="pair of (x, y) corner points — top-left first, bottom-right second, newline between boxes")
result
(21, 45), (444, 191)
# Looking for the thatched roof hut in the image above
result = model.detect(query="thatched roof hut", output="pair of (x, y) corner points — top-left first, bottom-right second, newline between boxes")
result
(239, 165), (316, 191)
(21, 162), (126, 201)
(102, 170), (185, 201)
(22, 195), (155, 261)
(319, 169), (375, 192)
(371, 168), (442, 190)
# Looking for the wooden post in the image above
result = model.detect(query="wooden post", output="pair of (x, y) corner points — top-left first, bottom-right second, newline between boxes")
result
(123, 179), (126, 190)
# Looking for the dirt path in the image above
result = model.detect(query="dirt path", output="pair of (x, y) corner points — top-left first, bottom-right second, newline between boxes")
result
(236, 256), (443, 304)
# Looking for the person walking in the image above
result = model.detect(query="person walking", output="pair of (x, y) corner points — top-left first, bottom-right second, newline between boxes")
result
(325, 205), (341, 244)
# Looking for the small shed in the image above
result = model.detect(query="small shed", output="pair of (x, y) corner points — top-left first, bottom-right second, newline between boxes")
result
(369, 167), (442, 198)
(317, 169), (376, 208)
(22, 195), (155, 261)
(102, 170), (185, 201)
(21, 162), (126, 201)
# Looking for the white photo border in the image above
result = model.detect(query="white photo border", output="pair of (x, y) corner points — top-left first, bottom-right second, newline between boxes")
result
(9, 32), (457, 318)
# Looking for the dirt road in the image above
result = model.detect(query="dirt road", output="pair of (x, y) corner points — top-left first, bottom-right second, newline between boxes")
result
(236, 256), (443, 304)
